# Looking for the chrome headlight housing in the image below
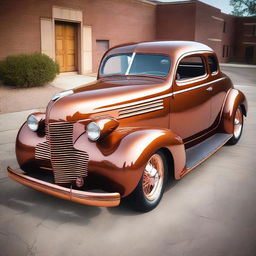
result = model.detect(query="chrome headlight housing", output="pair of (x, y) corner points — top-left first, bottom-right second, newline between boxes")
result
(86, 122), (101, 141)
(27, 114), (39, 131)
(86, 117), (119, 141)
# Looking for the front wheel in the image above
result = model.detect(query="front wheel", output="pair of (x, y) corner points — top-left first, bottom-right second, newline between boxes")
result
(227, 106), (244, 145)
(128, 151), (167, 212)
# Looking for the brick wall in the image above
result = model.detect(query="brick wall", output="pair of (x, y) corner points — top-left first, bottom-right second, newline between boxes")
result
(156, 2), (196, 41)
(0, 0), (156, 72)
(234, 17), (256, 64)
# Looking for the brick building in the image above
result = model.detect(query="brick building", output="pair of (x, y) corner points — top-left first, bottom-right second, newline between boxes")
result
(156, 0), (256, 65)
(0, 0), (255, 75)
(234, 16), (256, 63)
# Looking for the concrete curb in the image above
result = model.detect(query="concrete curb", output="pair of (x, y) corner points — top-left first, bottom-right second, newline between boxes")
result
(220, 63), (256, 68)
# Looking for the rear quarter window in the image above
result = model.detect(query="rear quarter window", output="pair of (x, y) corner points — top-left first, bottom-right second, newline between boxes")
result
(208, 55), (218, 74)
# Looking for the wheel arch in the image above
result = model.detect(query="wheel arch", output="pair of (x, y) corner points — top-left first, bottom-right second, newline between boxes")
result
(219, 88), (248, 134)
(158, 147), (175, 181)
(240, 103), (247, 117)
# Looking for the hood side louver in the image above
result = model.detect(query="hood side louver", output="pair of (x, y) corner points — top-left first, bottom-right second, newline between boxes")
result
(118, 99), (164, 119)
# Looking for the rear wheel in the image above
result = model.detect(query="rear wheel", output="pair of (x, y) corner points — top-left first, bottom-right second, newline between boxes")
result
(227, 106), (243, 145)
(128, 151), (167, 212)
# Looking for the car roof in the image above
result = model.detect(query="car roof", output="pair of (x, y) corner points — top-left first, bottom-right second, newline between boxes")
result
(107, 41), (214, 58)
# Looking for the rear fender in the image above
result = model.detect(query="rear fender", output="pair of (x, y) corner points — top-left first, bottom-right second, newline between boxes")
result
(74, 127), (185, 197)
(219, 89), (248, 134)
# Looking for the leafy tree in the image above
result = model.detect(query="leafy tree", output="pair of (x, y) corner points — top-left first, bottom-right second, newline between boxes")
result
(230, 0), (256, 16)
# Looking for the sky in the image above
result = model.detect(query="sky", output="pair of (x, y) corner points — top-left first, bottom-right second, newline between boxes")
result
(156, 0), (233, 14)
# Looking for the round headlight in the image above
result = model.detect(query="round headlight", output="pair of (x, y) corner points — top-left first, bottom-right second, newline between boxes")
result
(86, 122), (101, 141)
(27, 114), (39, 131)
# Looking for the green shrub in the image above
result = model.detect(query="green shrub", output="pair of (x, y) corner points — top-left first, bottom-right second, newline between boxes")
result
(0, 53), (59, 87)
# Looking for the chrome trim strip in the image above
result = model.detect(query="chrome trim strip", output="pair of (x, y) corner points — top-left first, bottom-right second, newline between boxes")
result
(95, 95), (170, 113)
(95, 77), (226, 114)
(173, 77), (225, 95)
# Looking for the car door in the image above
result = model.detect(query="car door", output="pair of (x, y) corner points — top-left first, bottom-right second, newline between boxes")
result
(169, 54), (212, 143)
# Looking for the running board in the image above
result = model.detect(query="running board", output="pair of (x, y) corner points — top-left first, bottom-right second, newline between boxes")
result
(181, 133), (232, 177)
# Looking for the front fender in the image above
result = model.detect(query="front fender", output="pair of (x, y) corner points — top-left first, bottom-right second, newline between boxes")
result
(74, 127), (185, 197)
(219, 89), (248, 134)
(16, 122), (46, 170)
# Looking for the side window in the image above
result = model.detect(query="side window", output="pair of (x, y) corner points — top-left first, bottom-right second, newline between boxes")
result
(101, 54), (132, 75)
(208, 55), (218, 74)
(176, 55), (206, 81)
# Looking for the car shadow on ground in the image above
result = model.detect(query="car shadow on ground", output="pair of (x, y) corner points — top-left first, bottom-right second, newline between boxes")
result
(1, 170), (181, 220)
(108, 177), (179, 216)
(0, 176), (146, 222)
(107, 197), (143, 216)
(0, 177), (102, 225)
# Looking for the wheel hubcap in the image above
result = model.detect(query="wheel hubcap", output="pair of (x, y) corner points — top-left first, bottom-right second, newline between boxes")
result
(143, 154), (164, 201)
(234, 108), (243, 139)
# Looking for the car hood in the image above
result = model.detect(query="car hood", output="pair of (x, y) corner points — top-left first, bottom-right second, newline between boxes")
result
(46, 76), (170, 122)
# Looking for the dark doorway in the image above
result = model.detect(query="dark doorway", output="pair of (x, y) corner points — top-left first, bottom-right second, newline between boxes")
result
(245, 46), (254, 64)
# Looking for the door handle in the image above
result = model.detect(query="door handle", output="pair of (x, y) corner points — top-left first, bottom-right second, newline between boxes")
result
(206, 86), (213, 91)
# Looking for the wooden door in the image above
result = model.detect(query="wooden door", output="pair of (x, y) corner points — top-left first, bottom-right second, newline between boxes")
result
(55, 22), (78, 72)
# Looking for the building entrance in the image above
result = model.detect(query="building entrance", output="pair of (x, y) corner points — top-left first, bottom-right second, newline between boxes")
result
(55, 21), (78, 72)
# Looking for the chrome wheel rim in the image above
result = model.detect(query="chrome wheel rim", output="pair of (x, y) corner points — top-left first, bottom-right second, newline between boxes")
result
(142, 154), (164, 201)
(234, 108), (243, 139)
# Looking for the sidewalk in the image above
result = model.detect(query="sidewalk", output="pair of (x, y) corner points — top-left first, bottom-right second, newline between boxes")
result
(51, 74), (96, 90)
(220, 63), (256, 68)
(0, 74), (96, 114)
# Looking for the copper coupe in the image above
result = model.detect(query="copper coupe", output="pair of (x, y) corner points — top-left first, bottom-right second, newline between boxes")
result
(7, 41), (248, 212)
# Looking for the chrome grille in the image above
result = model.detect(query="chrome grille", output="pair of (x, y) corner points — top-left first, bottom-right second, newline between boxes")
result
(46, 122), (89, 184)
(35, 141), (50, 161)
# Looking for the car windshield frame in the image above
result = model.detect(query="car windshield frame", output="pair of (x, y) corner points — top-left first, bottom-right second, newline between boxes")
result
(99, 52), (171, 78)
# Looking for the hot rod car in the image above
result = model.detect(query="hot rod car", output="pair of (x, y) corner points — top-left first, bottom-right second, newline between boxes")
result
(7, 41), (247, 212)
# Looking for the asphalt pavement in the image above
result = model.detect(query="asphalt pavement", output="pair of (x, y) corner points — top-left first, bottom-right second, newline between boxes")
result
(0, 66), (255, 256)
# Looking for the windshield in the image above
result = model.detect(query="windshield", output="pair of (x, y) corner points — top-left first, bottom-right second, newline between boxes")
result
(100, 53), (171, 77)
